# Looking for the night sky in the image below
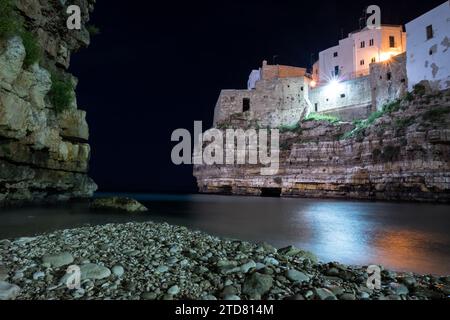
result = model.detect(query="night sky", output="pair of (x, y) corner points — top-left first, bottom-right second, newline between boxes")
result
(69, 0), (445, 193)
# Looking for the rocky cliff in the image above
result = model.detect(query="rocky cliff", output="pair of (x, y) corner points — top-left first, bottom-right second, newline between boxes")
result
(0, 0), (97, 204)
(194, 88), (450, 202)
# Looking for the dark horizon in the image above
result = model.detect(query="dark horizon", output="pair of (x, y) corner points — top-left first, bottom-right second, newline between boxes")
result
(70, 0), (446, 194)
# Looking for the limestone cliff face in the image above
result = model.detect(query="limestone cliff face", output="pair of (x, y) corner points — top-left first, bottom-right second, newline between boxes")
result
(194, 91), (450, 202)
(0, 0), (97, 204)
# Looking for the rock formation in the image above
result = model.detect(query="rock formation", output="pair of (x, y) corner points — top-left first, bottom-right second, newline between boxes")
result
(194, 89), (450, 202)
(0, 0), (97, 204)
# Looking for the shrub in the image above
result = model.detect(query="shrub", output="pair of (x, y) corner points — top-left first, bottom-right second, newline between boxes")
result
(303, 112), (340, 124)
(20, 30), (41, 67)
(0, 0), (19, 38)
(49, 72), (74, 113)
(279, 123), (301, 133)
(87, 25), (100, 36)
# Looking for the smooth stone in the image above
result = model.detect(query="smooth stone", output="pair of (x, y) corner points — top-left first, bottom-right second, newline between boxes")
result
(156, 265), (169, 274)
(263, 257), (279, 266)
(0, 265), (9, 281)
(80, 264), (111, 280)
(163, 294), (174, 300)
(223, 295), (241, 300)
(0, 281), (20, 300)
(221, 286), (238, 297)
(42, 252), (74, 268)
(255, 263), (266, 270)
(389, 283), (409, 296)
(240, 261), (256, 273)
(141, 292), (157, 300)
(242, 273), (273, 297)
(168, 285), (180, 296)
(33, 271), (45, 281)
(339, 293), (356, 300)
(314, 288), (337, 300)
(112, 265), (124, 277)
(359, 292), (370, 300)
(285, 269), (310, 283)
(400, 276), (417, 288)
(202, 295), (217, 300)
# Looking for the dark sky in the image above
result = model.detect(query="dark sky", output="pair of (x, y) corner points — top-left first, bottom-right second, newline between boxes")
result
(69, 0), (445, 193)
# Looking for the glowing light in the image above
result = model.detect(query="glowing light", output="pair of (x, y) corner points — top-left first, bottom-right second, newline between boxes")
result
(380, 52), (396, 62)
(325, 78), (343, 97)
(310, 80), (317, 88)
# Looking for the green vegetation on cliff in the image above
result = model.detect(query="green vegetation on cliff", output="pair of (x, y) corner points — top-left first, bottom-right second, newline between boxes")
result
(0, 0), (41, 67)
(49, 72), (74, 113)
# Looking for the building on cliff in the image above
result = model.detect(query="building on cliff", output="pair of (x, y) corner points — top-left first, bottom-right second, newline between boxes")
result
(213, 60), (313, 129)
(406, 1), (450, 92)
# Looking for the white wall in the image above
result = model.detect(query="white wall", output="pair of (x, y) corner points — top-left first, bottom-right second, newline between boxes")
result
(406, 1), (450, 91)
(317, 26), (406, 84)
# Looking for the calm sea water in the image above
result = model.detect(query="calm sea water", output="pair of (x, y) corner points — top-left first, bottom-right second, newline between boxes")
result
(1, 193), (449, 275)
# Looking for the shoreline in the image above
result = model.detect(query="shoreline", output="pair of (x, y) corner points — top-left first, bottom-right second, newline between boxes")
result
(0, 221), (449, 300)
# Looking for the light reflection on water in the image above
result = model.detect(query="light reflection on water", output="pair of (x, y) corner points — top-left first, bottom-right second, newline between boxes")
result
(0, 194), (449, 275)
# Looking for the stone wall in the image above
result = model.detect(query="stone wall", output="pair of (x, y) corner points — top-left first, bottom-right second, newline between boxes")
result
(309, 76), (372, 121)
(370, 53), (408, 110)
(213, 77), (311, 128)
(0, 0), (97, 204)
(195, 91), (450, 202)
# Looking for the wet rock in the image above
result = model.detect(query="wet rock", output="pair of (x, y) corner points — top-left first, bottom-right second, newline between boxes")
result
(33, 271), (45, 281)
(42, 252), (74, 268)
(168, 285), (180, 296)
(263, 257), (279, 266)
(155, 265), (169, 274)
(80, 264), (111, 280)
(314, 288), (337, 300)
(0, 281), (20, 300)
(339, 293), (356, 300)
(242, 273), (273, 298)
(399, 276), (417, 288)
(240, 261), (256, 273)
(90, 197), (148, 213)
(111, 265), (124, 278)
(389, 283), (409, 296)
(223, 295), (241, 300)
(285, 269), (310, 283)
(141, 292), (157, 300)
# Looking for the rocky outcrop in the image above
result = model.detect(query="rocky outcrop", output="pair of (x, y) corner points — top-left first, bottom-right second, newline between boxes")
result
(194, 90), (450, 202)
(0, 1), (97, 204)
(90, 197), (149, 213)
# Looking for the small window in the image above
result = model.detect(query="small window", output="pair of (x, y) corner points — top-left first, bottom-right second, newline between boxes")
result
(360, 59), (365, 66)
(371, 57), (376, 63)
(426, 25), (434, 40)
(340, 93), (346, 98)
(389, 36), (396, 48)
(243, 98), (250, 112)
(369, 39), (374, 46)
(360, 41), (366, 48)
(315, 103), (318, 112)
(387, 72), (392, 80)
(301, 86), (304, 91)
(333, 52), (338, 57)
(334, 66), (339, 76)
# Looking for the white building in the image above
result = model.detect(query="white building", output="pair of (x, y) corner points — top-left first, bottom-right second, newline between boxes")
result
(313, 25), (406, 85)
(405, 1), (450, 91)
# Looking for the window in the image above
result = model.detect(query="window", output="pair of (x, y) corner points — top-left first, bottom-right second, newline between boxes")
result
(243, 98), (250, 112)
(426, 25), (434, 40)
(371, 57), (376, 63)
(360, 41), (366, 48)
(340, 93), (346, 98)
(360, 59), (365, 66)
(334, 66), (339, 76)
(369, 39), (374, 46)
(389, 36), (396, 48)
(387, 72), (392, 80)
(315, 103), (318, 112)
(333, 52), (338, 57)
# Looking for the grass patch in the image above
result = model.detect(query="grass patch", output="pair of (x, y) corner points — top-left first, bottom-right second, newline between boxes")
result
(20, 30), (41, 67)
(278, 123), (302, 134)
(303, 112), (340, 124)
(49, 72), (74, 113)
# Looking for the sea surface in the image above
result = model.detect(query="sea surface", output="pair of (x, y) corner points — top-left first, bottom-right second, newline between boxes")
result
(1, 193), (449, 275)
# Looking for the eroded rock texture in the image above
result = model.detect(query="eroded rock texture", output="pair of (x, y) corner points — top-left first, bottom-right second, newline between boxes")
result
(194, 92), (450, 202)
(0, 1), (97, 204)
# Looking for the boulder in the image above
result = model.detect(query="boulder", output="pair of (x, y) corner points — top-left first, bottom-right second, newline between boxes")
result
(0, 281), (20, 300)
(242, 272), (273, 298)
(90, 197), (148, 213)
(80, 263), (111, 280)
(42, 252), (74, 268)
